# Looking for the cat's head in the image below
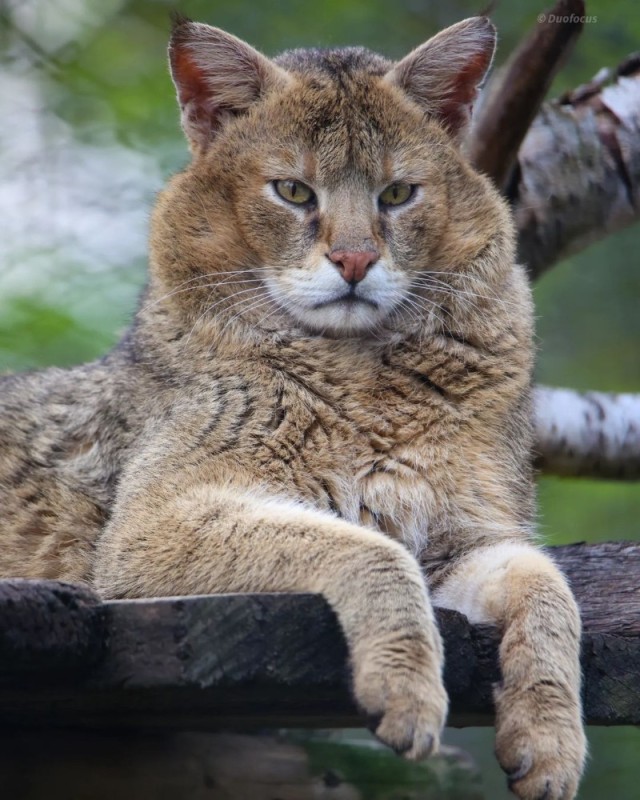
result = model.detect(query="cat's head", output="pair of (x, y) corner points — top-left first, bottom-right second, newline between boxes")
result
(149, 16), (514, 339)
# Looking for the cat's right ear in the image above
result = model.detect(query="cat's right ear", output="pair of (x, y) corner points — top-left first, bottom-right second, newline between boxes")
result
(169, 16), (292, 154)
(385, 16), (496, 143)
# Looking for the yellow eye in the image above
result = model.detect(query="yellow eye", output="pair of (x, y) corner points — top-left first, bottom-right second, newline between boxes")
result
(274, 179), (315, 205)
(379, 183), (415, 207)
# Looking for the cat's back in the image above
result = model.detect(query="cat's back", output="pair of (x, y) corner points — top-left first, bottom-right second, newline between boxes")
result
(0, 355), (154, 579)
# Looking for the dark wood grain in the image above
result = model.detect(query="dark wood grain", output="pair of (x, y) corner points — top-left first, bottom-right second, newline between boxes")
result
(0, 578), (105, 679)
(0, 542), (637, 729)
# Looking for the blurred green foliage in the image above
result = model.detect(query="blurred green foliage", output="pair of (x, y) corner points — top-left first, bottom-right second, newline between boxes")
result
(1, 0), (639, 796)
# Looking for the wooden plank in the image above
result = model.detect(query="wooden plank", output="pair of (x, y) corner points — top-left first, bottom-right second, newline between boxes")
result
(0, 579), (104, 677)
(0, 542), (637, 729)
(552, 541), (640, 632)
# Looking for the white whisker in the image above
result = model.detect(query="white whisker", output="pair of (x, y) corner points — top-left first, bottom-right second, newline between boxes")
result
(184, 285), (262, 345)
(140, 268), (270, 313)
(218, 294), (277, 337)
(410, 276), (519, 312)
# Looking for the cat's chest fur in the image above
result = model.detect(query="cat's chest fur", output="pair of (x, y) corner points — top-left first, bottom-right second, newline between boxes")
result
(264, 352), (463, 553)
(180, 336), (476, 554)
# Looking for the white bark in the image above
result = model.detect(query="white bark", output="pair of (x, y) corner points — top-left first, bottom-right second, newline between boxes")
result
(535, 386), (640, 479)
(514, 55), (640, 278)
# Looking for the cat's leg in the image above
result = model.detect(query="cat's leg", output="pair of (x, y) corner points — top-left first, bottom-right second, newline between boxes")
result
(94, 484), (448, 760)
(432, 542), (585, 800)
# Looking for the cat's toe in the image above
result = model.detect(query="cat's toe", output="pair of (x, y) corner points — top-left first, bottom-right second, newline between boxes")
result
(506, 767), (576, 800)
(352, 628), (447, 760)
(356, 665), (447, 760)
(496, 712), (585, 800)
(374, 704), (440, 760)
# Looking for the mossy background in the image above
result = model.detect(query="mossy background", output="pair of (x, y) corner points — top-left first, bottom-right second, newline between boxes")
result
(1, 0), (639, 796)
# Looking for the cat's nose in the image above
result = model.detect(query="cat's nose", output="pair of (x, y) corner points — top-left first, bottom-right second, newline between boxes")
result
(328, 249), (379, 284)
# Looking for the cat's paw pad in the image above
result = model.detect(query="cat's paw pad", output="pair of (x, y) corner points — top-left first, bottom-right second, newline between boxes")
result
(496, 700), (586, 800)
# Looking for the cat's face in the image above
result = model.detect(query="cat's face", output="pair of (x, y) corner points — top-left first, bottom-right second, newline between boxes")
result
(150, 18), (513, 339)
(219, 62), (456, 335)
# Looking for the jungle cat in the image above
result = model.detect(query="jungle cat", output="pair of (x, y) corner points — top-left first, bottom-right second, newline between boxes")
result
(0, 16), (586, 799)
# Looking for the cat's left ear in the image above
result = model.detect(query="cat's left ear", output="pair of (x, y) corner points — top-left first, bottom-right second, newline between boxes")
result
(385, 16), (496, 142)
(169, 16), (292, 153)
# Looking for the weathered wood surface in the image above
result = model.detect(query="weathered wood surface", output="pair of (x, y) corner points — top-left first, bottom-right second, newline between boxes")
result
(0, 579), (104, 675)
(0, 542), (638, 730)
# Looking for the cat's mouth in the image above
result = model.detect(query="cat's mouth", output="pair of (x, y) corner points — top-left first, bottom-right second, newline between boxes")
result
(311, 289), (379, 311)
(263, 269), (394, 335)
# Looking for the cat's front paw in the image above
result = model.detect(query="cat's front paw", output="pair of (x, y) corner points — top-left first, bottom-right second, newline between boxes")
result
(495, 685), (586, 800)
(352, 635), (448, 761)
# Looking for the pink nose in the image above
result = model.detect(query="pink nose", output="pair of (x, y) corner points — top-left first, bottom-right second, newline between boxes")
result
(328, 249), (379, 284)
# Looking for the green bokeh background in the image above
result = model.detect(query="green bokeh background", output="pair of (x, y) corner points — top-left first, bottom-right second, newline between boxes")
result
(1, 0), (639, 796)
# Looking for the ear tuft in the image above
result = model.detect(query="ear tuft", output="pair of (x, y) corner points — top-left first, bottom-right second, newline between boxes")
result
(168, 20), (291, 153)
(385, 16), (496, 141)
(169, 11), (193, 31)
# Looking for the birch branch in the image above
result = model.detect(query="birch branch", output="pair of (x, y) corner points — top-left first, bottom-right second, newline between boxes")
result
(534, 386), (640, 479)
(513, 53), (640, 279)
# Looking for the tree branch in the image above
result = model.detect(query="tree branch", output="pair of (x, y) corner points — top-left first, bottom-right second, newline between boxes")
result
(469, 0), (585, 190)
(468, 22), (640, 477)
(534, 385), (640, 479)
(514, 53), (640, 279)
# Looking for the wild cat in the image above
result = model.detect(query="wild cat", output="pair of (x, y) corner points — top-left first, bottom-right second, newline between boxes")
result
(0, 15), (585, 799)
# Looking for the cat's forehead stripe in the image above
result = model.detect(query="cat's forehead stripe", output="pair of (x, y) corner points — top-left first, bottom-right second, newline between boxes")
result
(274, 46), (391, 78)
